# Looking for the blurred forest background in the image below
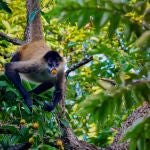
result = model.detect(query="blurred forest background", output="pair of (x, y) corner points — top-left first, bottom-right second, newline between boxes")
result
(0, 0), (150, 150)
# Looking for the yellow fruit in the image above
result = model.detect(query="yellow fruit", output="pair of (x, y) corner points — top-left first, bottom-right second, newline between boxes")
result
(51, 68), (57, 75)
(29, 137), (34, 143)
(56, 139), (63, 146)
(32, 122), (39, 129)
(20, 119), (26, 124)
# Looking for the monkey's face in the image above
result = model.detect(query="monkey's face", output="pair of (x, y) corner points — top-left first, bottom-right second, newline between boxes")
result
(47, 60), (59, 76)
(44, 51), (63, 77)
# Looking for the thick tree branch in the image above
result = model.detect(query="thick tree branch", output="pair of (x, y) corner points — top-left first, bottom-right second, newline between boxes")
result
(65, 56), (93, 77)
(108, 102), (150, 150)
(0, 32), (24, 45)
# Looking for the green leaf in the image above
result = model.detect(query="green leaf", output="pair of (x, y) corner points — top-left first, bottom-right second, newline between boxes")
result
(137, 137), (145, 150)
(2, 20), (11, 31)
(22, 81), (32, 90)
(0, 1), (12, 14)
(129, 139), (137, 150)
(29, 8), (39, 23)
(38, 144), (57, 150)
(108, 15), (120, 38)
(1, 125), (19, 135)
(22, 103), (32, 114)
(0, 81), (9, 86)
(124, 90), (133, 109)
(60, 118), (70, 127)
(32, 105), (39, 112)
(136, 31), (150, 49)
(20, 127), (28, 136)
(67, 41), (77, 48)
(6, 87), (19, 96)
(100, 12), (110, 27)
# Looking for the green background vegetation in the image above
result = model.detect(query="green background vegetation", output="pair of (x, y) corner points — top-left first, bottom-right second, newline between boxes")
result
(0, 0), (150, 149)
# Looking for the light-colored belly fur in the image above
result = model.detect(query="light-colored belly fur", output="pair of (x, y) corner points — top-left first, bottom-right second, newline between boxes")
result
(21, 69), (56, 83)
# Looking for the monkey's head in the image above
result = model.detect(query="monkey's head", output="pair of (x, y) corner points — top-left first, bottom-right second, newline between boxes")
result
(44, 51), (64, 76)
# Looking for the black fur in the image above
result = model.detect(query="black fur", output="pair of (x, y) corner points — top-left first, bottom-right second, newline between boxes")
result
(5, 63), (33, 109)
(11, 52), (20, 62)
(44, 51), (62, 62)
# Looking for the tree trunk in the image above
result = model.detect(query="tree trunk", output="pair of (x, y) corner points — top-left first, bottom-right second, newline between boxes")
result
(24, 0), (43, 43)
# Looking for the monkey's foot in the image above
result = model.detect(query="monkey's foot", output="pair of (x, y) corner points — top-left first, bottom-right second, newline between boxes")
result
(43, 102), (54, 112)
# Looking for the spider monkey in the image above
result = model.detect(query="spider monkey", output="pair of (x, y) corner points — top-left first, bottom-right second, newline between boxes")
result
(5, 40), (65, 112)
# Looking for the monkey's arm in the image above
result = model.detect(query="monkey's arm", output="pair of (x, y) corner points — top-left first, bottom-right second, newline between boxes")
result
(29, 82), (54, 95)
(43, 89), (63, 112)
(44, 72), (65, 112)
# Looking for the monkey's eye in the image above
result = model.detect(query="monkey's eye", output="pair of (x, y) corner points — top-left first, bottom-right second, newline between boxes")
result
(56, 62), (59, 66)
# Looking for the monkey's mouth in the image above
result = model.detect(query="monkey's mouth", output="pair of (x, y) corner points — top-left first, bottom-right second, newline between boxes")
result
(51, 68), (57, 75)
(48, 68), (57, 77)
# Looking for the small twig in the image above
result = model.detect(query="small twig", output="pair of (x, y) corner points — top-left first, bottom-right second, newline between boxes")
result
(100, 78), (150, 86)
(0, 32), (24, 45)
(65, 56), (93, 77)
(131, 79), (150, 85)
(100, 78), (116, 86)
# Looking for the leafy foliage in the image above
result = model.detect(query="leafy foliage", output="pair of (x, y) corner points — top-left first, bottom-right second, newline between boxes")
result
(0, 0), (12, 14)
(0, 0), (150, 149)
(0, 75), (61, 149)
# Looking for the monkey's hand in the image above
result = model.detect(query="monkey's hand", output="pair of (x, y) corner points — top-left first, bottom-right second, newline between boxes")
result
(43, 90), (63, 112)
(43, 102), (54, 112)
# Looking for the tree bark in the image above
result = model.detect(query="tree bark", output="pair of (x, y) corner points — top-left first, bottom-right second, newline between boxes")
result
(25, 0), (44, 42)
(0, 32), (24, 45)
(108, 102), (150, 150)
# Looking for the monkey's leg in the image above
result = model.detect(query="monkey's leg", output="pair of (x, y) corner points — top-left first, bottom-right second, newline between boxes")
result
(5, 61), (38, 109)
(29, 82), (54, 95)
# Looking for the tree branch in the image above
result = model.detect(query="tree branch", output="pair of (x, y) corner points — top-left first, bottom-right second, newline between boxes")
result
(0, 52), (13, 59)
(131, 79), (150, 85)
(108, 102), (150, 150)
(0, 32), (24, 45)
(65, 56), (93, 77)
(100, 78), (116, 86)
